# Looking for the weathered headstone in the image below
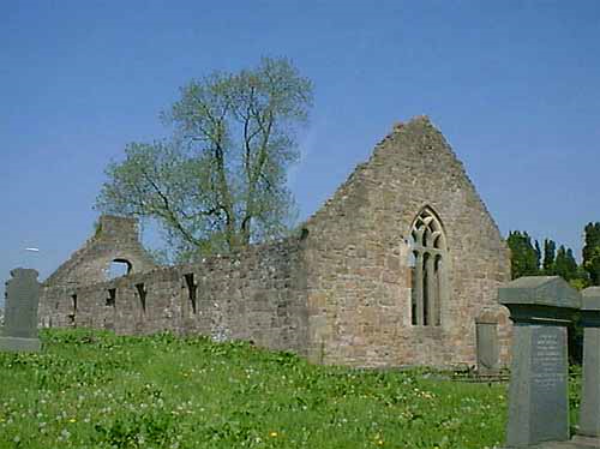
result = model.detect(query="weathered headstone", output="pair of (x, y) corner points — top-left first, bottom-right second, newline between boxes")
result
(0, 268), (42, 352)
(499, 276), (581, 448)
(476, 312), (500, 374)
(574, 286), (599, 442)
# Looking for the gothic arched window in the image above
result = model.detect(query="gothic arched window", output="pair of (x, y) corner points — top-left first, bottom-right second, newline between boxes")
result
(410, 207), (447, 326)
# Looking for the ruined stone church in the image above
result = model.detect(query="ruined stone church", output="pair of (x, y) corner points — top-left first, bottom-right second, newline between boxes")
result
(39, 116), (512, 369)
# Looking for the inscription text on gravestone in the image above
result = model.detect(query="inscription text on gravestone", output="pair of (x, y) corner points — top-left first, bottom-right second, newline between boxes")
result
(530, 326), (568, 443)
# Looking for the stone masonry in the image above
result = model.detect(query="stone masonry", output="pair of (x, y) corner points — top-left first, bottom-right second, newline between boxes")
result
(44, 215), (156, 289)
(40, 239), (309, 354)
(38, 116), (511, 368)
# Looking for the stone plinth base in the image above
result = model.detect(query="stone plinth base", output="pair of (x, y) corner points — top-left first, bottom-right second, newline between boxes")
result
(505, 436), (600, 448)
(571, 435), (600, 448)
(0, 336), (42, 352)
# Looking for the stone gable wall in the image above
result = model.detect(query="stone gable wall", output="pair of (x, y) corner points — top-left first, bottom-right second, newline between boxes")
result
(301, 117), (511, 367)
(44, 215), (157, 288)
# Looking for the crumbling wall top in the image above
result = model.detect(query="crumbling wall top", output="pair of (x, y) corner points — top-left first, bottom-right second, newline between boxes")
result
(44, 215), (156, 288)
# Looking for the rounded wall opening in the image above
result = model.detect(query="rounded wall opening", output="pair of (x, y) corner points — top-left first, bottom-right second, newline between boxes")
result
(107, 259), (132, 280)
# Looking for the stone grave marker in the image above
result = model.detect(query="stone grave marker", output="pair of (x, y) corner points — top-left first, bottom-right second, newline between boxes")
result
(476, 311), (500, 374)
(499, 276), (581, 447)
(574, 286), (599, 442)
(0, 268), (42, 352)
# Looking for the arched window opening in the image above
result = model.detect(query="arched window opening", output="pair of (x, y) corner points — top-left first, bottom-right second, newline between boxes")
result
(423, 252), (430, 326)
(434, 255), (443, 326)
(410, 207), (446, 327)
(107, 259), (132, 280)
(409, 251), (418, 325)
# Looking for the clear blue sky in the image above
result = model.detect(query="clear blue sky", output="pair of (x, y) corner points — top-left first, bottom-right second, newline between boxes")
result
(1, 1), (599, 300)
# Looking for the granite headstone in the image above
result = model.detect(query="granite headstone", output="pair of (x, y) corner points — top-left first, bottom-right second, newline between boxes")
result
(0, 268), (42, 352)
(499, 276), (581, 448)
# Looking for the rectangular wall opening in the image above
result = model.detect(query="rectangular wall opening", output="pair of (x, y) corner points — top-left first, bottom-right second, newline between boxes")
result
(184, 273), (197, 314)
(106, 288), (116, 307)
(69, 293), (78, 326)
(135, 283), (147, 314)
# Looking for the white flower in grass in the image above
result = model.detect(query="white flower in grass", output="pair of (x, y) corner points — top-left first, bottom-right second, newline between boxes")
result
(59, 428), (71, 440)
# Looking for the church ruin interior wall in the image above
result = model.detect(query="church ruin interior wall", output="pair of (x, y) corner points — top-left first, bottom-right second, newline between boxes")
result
(40, 238), (310, 356)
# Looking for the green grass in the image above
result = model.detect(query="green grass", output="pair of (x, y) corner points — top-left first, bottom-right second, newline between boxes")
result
(0, 329), (580, 449)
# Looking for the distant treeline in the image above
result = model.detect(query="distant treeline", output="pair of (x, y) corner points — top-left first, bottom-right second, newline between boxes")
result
(507, 222), (599, 289)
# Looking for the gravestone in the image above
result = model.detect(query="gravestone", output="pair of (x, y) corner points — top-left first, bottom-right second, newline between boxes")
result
(0, 268), (42, 352)
(574, 286), (599, 442)
(499, 276), (581, 448)
(476, 312), (500, 374)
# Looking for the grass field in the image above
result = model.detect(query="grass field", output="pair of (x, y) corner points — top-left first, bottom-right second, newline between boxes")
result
(0, 330), (582, 449)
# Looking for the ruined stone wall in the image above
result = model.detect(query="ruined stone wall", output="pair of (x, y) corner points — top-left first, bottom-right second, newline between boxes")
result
(302, 117), (511, 368)
(38, 117), (512, 369)
(44, 215), (157, 288)
(40, 238), (309, 355)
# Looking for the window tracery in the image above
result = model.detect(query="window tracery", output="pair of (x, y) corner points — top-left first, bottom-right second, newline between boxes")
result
(410, 207), (446, 326)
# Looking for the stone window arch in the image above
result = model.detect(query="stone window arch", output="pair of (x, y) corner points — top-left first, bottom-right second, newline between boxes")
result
(409, 207), (447, 326)
(106, 258), (132, 280)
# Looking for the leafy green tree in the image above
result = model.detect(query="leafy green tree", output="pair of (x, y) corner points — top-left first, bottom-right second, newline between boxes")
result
(583, 222), (600, 286)
(554, 245), (579, 282)
(534, 240), (541, 272)
(96, 57), (313, 260)
(507, 231), (541, 279)
(542, 238), (556, 275)
(569, 266), (591, 291)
